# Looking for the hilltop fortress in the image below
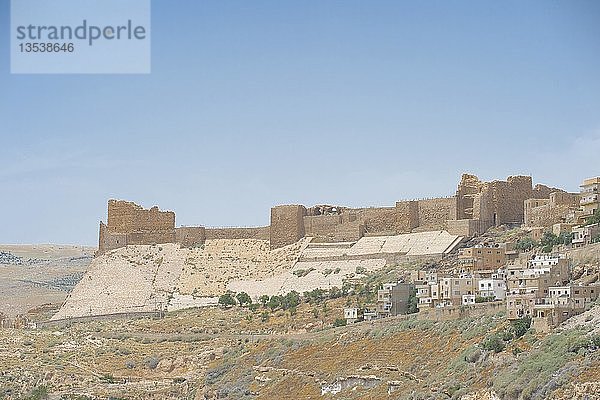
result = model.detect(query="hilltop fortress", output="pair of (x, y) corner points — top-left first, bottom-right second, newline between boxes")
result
(96, 173), (567, 255)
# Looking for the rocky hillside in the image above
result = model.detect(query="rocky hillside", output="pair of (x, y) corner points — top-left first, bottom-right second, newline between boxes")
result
(2, 300), (598, 399)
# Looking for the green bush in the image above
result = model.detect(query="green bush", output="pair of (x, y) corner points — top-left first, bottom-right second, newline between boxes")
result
(333, 318), (347, 327)
(235, 292), (252, 307)
(516, 237), (537, 251)
(267, 295), (282, 311)
(511, 316), (532, 338)
(218, 293), (236, 307)
(482, 333), (505, 353)
(24, 386), (48, 400)
(584, 209), (600, 225)
(493, 329), (585, 398)
(258, 295), (270, 307)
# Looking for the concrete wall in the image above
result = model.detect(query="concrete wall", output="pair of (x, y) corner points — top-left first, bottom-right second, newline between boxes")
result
(417, 301), (505, 321)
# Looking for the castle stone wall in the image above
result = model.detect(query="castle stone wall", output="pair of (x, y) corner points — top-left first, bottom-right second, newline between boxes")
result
(204, 226), (270, 240)
(395, 201), (419, 233)
(175, 227), (207, 247)
(354, 207), (398, 235)
(416, 197), (455, 231)
(270, 205), (307, 249)
(304, 215), (343, 240)
(107, 200), (175, 234)
(97, 200), (205, 256)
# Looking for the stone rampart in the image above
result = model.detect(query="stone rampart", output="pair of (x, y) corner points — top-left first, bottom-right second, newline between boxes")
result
(204, 226), (270, 240)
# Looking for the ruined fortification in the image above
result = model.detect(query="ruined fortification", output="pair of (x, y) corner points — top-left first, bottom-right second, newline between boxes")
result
(268, 174), (563, 248)
(96, 200), (206, 256)
(97, 173), (566, 253)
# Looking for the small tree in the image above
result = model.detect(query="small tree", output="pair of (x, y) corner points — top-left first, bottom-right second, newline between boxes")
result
(516, 237), (536, 251)
(540, 232), (559, 248)
(511, 316), (532, 338)
(407, 287), (418, 314)
(267, 295), (282, 311)
(558, 232), (574, 245)
(585, 209), (600, 226)
(333, 318), (347, 327)
(282, 291), (300, 310)
(259, 295), (270, 307)
(236, 292), (252, 307)
(218, 293), (236, 307)
(482, 333), (505, 353)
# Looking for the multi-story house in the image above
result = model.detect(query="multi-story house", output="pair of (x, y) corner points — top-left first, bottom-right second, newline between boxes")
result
(436, 277), (478, 307)
(458, 245), (506, 271)
(376, 282), (412, 318)
(532, 284), (600, 331)
(578, 177), (599, 224)
(478, 278), (506, 300)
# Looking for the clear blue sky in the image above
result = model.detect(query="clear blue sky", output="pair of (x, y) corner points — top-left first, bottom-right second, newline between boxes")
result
(1, 0), (599, 245)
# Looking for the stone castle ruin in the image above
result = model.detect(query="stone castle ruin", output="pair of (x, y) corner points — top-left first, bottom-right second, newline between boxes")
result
(97, 174), (568, 255)
(96, 200), (206, 256)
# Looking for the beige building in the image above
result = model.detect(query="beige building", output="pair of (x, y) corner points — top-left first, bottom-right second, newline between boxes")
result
(572, 223), (599, 246)
(506, 255), (571, 320)
(579, 177), (600, 223)
(458, 245), (506, 271)
(436, 277), (478, 307)
(532, 284), (600, 331)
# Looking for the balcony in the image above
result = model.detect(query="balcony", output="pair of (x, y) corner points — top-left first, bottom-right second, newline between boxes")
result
(580, 193), (598, 204)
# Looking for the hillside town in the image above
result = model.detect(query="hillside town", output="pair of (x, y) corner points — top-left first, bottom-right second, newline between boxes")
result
(343, 176), (600, 333)
(1, 173), (599, 400)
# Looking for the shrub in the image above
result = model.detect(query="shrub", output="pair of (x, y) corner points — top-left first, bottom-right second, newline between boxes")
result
(511, 316), (532, 338)
(235, 292), (252, 307)
(282, 291), (301, 310)
(407, 287), (418, 314)
(516, 237), (537, 251)
(258, 295), (270, 307)
(100, 373), (116, 383)
(267, 295), (282, 311)
(500, 330), (514, 342)
(25, 386), (48, 400)
(584, 209), (600, 226)
(293, 268), (314, 278)
(482, 333), (505, 353)
(218, 293), (236, 307)
(333, 318), (347, 327)
(261, 311), (269, 322)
